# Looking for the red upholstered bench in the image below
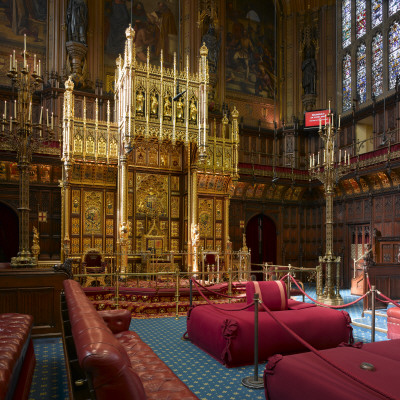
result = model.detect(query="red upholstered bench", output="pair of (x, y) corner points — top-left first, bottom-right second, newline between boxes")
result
(62, 279), (198, 400)
(0, 313), (36, 400)
(387, 306), (400, 339)
(264, 339), (400, 399)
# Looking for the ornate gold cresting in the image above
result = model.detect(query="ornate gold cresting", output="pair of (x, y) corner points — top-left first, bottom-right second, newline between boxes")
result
(1, 36), (57, 267)
(309, 105), (354, 305)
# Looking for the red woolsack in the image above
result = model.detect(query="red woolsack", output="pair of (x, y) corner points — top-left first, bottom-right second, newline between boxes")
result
(246, 281), (288, 311)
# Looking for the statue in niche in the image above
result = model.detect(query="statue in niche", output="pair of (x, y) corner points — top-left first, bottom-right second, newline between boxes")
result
(302, 44), (316, 95)
(136, 91), (144, 113)
(201, 22), (220, 74)
(150, 93), (158, 116)
(189, 100), (197, 123)
(176, 97), (184, 121)
(163, 95), (172, 119)
(66, 0), (88, 44)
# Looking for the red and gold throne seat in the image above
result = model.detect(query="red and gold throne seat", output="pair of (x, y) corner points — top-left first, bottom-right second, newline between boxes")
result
(82, 249), (107, 287)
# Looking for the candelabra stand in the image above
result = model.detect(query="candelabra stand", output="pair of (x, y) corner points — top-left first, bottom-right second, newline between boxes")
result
(309, 108), (354, 305)
(1, 40), (56, 267)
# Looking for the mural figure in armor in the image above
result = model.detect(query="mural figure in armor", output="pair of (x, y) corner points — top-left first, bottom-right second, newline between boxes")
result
(66, 0), (88, 44)
(302, 45), (316, 95)
(201, 23), (220, 74)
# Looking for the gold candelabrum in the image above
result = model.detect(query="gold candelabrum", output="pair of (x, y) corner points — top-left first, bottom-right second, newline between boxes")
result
(309, 105), (354, 305)
(1, 35), (57, 267)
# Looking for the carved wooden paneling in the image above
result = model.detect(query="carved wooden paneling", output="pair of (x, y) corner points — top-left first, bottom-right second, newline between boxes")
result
(374, 197), (383, 220)
(0, 269), (68, 337)
(0, 289), (17, 313)
(395, 195), (400, 218)
(384, 196), (393, 219)
(19, 288), (55, 327)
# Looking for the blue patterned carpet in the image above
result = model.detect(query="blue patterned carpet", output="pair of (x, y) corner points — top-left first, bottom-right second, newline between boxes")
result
(29, 287), (391, 400)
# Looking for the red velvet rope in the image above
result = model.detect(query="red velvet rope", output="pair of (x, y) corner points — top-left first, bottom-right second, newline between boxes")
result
(365, 274), (400, 308)
(376, 291), (400, 309)
(259, 300), (396, 399)
(191, 278), (253, 312)
(191, 278), (245, 299)
(288, 275), (369, 308)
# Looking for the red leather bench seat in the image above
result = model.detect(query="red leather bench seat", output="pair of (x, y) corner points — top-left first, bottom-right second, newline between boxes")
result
(63, 279), (198, 400)
(387, 306), (400, 339)
(264, 339), (400, 400)
(0, 313), (36, 400)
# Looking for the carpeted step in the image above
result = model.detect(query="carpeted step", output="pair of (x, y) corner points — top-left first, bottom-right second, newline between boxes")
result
(90, 297), (246, 318)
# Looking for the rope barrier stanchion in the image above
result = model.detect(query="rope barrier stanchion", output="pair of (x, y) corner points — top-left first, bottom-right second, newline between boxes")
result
(175, 268), (180, 320)
(189, 277), (193, 308)
(371, 285), (376, 343)
(242, 293), (263, 390)
(228, 268), (232, 303)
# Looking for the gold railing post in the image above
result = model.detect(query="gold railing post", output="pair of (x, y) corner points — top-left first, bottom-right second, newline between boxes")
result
(228, 268), (232, 303)
(175, 268), (180, 320)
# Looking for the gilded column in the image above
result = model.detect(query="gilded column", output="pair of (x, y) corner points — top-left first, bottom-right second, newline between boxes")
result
(187, 145), (192, 269)
(61, 77), (74, 260)
(224, 196), (231, 271)
(119, 154), (128, 273)
(191, 163), (198, 273)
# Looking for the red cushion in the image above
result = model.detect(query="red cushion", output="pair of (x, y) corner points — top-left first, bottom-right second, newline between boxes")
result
(246, 281), (288, 311)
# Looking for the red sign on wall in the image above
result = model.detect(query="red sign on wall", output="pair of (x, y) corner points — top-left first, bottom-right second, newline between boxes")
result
(305, 110), (329, 128)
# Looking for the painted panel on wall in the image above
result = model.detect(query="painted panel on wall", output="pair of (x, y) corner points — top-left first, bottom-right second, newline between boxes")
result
(104, 0), (178, 71)
(0, 1), (47, 86)
(225, 0), (275, 98)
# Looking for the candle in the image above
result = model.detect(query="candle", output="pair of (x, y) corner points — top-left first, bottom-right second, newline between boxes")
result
(319, 118), (321, 130)
(10, 116), (12, 130)
(344, 150), (347, 164)
(51, 112), (53, 130)
(46, 109), (49, 127)
(4, 101), (6, 119)
(339, 149), (341, 163)
(348, 154), (350, 165)
(28, 102), (31, 121)
(317, 152), (320, 165)
(310, 155), (312, 168)
(39, 106), (43, 124)
(33, 54), (36, 73)
(24, 34), (26, 52)
(13, 50), (15, 68)
(328, 100), (331, 113)
(9, 54), (12, 70)
(323, 150), (326, 163)
(338, 115), (341, 128)
(14, 100), (16, 117)
(38, 60), (41, 76)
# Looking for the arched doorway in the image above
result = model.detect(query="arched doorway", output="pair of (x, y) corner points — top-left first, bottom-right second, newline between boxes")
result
(0, 203), (19, 263)
(246, 214), (277, 279)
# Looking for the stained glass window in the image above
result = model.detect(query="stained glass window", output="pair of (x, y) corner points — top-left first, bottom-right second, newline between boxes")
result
(342, 0), (351, 48)
(389, 0), (400, 16)
(356, 1), (366, 38)
(343, 54), (352, 111)
(389, 21), (400, 89)
(372, 0), (383, 28)
(357, 44), (367, 103)
(372, 32), (383, 97)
